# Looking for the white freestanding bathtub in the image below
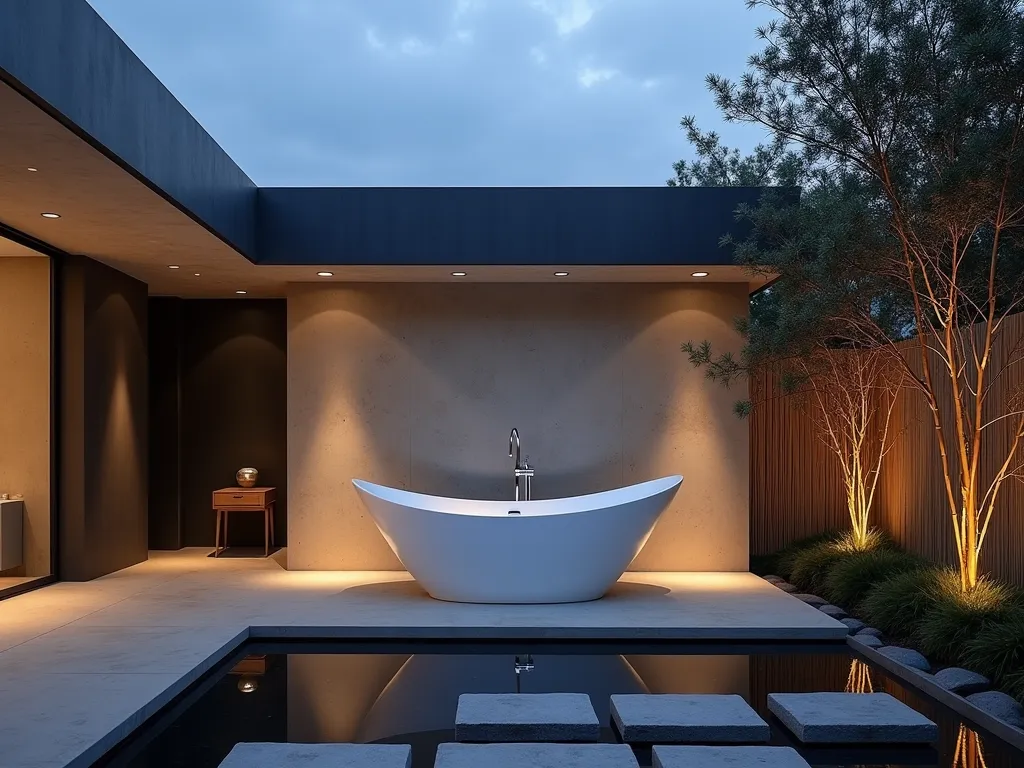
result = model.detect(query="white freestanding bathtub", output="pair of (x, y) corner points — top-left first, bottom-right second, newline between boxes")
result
(351, 475), (683, 604)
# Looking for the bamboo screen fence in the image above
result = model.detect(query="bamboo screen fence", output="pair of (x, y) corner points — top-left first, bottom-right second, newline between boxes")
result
(750, 313), (1024, 587)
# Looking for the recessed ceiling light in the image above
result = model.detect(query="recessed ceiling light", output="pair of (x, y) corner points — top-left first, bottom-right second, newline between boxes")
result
(451, 271), (467, 277)
(194, 273), (201, 277)
(317, 271), (334, 277)
(168, 265), (180, 269)
(26, 167), (38, 172)
(554, 271), (570, 277)
(691, 271), (709, 278)
(235, 290), (247, 295)
(40, 212), (60, 219)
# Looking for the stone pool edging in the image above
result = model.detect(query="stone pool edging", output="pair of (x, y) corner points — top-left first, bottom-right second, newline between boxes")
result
(851, 637), (1024, 751)
(761, 575), (1024, 750)
(62, 626), (253, 768)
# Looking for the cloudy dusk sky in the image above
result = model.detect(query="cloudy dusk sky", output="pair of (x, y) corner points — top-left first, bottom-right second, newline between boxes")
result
(86, 0), (775, 186)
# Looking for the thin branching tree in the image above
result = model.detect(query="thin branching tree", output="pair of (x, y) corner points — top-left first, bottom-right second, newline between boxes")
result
(675, 121), (905, 549)
(700, 0), (1024, 591)
(805, 349), (903, 549)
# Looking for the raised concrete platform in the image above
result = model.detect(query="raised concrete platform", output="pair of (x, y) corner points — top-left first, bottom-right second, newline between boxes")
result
(219, 743), (412, 768)
(610, 694), (770, 743)
(0, 549), (844, 768)
(456, 693), (600, 742)
(435, 743), (639, 768)
(767, 693), (938, 744)
(653, 746), (810, 768)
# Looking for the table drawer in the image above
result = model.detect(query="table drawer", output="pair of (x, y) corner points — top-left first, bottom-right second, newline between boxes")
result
(214, 490), (268, 507)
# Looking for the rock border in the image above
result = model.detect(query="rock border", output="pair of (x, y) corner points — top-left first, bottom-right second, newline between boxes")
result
(762, 576), (1024, 750)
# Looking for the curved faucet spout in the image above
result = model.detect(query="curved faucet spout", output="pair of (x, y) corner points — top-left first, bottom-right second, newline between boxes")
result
(509, 428), (521, 469)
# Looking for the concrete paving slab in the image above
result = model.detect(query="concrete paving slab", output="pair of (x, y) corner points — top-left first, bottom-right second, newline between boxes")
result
(219, 743), (412, 767)
(653, 745), (811, 768)
(0, 624), (247, 676)
(0, 671), (185, 768)
(456, 693), (600, 742)
(610, 694), (770, 743)
(435, 743), (639, 768)
(767, 693), (938, 744)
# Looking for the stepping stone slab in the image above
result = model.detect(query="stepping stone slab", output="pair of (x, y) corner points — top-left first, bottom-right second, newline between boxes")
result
(435, 743), (638, 768)
(877, 646), (931, 672)
(841, 617), (866, 633)
(934, 667), (991, 696)
(610, 694), (770, 743)
(653, 746), (811, 768)
(219, 743), (412, 768)
(966, 691), (1024, 728)
(819, 604), (847, 619)
(856, 627), (883, 638)
(768, 693), (937, 744)
(455, 693), (600, 742)
(793, 593), (828, 606)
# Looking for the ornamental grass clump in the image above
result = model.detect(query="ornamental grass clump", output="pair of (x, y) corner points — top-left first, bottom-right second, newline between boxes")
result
(789, 529), (891, 593)
(1005, 669), (1024, 705)
(964, 609), (1024, 688)
(789, 542), (849, 593)
(773, 530), (844, 580)
(915, 571), (1016, 665)
(861, 567), (941, 641)
(823, 549), (923, 613)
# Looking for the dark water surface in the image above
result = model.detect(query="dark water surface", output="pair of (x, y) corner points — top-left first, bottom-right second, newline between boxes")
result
(95, 641), (1022, 768)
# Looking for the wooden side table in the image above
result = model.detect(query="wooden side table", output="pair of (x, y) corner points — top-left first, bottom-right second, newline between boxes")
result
(212, 487), (277, 557)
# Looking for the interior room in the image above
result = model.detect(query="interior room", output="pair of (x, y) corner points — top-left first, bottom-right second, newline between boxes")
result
(0, 236), (52, 597)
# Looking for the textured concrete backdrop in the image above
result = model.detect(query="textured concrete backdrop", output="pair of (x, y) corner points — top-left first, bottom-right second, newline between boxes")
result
(287, 282), (749, 571)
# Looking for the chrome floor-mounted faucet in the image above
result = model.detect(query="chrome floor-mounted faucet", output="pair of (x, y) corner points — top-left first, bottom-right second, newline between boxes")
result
(509, 428), (534, 501)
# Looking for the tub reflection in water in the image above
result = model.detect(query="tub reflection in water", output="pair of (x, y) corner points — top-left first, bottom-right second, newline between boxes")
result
(286, 653), (748, 744)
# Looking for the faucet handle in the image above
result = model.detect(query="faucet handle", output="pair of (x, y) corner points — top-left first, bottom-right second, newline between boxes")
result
(523, 455), (530, 469)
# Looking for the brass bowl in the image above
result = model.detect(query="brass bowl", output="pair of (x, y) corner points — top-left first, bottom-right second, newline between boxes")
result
(236, 467), (258, 488)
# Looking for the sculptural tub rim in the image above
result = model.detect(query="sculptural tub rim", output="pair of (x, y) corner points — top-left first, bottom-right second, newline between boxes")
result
(352, 475), (683, 604)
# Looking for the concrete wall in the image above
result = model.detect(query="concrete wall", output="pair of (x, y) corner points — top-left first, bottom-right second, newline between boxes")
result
(60, 254), (148, 581)
(0, 257), (50, 576)
(288, 282), (749, 572)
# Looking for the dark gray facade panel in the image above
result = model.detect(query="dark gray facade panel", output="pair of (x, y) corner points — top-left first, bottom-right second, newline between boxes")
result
(60, 254), (148, 581)
(256, 186), (776, 266)
(0, 0), (257, 256)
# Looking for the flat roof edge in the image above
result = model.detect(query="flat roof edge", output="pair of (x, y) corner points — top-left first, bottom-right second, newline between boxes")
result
(0, 0), (257, 259)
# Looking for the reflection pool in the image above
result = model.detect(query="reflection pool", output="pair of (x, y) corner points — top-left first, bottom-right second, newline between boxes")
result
(95, 641), (1023, 768)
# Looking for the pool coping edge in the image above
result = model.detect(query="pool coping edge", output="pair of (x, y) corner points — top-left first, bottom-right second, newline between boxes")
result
(848, 634), (1024, 752)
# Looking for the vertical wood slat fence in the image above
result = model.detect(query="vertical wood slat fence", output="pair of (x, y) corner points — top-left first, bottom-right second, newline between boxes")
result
(751, 314), (1024, 588)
